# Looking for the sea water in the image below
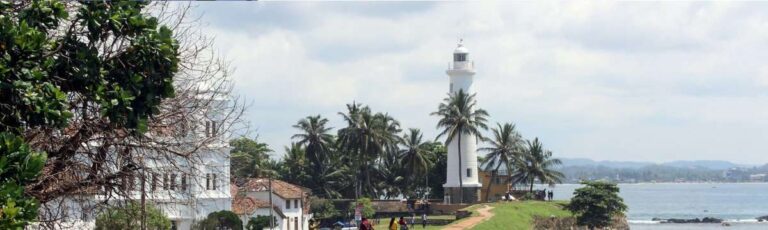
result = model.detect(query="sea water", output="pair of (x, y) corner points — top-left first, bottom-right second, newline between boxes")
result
(542, 183), (768, 229)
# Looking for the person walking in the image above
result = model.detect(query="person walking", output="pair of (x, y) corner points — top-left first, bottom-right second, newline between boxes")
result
(398, 216), (408, 230)
(388, 217), (399, 230)
(421, 213), (427, 228)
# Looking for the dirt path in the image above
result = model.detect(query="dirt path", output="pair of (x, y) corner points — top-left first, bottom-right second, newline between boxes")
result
(443, 205), (495, 230)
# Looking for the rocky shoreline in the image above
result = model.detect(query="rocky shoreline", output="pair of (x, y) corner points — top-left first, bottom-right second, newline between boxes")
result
(651, 217), (724, 224)
(650, 216), (768, 224)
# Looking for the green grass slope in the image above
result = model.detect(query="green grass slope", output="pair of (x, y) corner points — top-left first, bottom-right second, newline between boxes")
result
(471, 201), (572, 230)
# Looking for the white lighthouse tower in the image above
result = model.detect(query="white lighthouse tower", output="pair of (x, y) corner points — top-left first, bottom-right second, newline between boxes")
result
(443, 41), (482, 204)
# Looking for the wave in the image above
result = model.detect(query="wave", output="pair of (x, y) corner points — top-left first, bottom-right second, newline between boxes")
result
(628, 219), (768, 224)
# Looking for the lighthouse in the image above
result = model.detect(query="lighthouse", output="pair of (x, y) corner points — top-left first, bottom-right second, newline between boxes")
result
(444, 41), (482, 204)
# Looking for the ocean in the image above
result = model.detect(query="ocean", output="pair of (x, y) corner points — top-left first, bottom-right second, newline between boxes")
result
(543, 183), (768, 229)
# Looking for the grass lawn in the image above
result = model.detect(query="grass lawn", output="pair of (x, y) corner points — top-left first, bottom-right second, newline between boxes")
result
(371, 215), (453, 230)
(470, 201), (572, 230)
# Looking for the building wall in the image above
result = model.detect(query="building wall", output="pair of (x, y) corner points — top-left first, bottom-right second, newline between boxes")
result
(479, 171), (512, 202)
(245, 191), (310, 230)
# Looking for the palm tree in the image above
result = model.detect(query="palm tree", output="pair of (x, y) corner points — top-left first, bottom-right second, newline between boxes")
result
(376, 150), (405, 199)
(279, 143), (312, 187)
(399, 128), (434, 198)
(230, 137), (273, 179)
(479, 123), (524, 202)
(292, 115), (334, 176)
(337, 102), (401, 198)
(432, 90), (489, 203)
(512, 138), (564, 193)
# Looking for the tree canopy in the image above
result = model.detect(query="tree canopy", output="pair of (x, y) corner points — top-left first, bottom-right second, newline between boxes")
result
(567, 181), (628, 229)
(1, 1), (180, 227)
(94, 202), (171, 230)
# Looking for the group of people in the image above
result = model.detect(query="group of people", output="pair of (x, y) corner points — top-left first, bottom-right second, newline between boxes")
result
(359, 213), (428, 230)
(540, 189), (554, 201)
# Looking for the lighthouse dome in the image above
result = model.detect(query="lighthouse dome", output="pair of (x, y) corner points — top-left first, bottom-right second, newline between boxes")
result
(454, 44), (469, 54)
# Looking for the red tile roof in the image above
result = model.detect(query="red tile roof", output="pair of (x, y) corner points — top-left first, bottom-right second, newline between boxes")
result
(231, 196), (286, 218)
(239, 178), (310, 199)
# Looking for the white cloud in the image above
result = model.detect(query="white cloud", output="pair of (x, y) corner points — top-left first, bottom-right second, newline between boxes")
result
(193, 1), (768, 164)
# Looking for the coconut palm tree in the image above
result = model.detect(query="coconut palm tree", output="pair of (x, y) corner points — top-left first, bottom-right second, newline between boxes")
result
(513, 138), (565, 193)
(399, 128), (434, 198)
(431, 90), (489, 203)
(479, 123), (524, 202)
(292, 115), (334, 175)
(337, 102), (402, 198)
(279, 143), (312, 187)
(230, 137), (273, 179)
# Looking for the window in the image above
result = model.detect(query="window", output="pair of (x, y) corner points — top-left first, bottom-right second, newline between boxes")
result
(286, 199), (290, 209)
(151, 173), (158, 191)
(206, 173), (218, 190)
(205, 121), (211, 137)
(454, 53), (467, 62)
(449, 83), (454, 92)
(295, 200), (299, 209)
(206, 174), (211, 190)
(495, 177), (501, 184)
(163, 173), (169, 190)
(170, 174), (177, 190)
(181, 174), (188, 191)
(466, 168), (472, 177)
(212, 174), (217, 190)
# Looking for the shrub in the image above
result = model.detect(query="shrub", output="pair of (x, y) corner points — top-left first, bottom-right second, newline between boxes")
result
(347, 198), (375, 218)
(566, 181), (627, 229)
(311, 198), (340, 219)
(246, 216), (276, 230)
(94, 202), (171, 230)
(193, 210), (242, 230)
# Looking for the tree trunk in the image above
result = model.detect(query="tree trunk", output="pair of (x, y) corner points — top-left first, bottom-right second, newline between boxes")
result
(457, 135), (464, 204)
(529, 178), (534, 193)
(485, 164), (501, 202)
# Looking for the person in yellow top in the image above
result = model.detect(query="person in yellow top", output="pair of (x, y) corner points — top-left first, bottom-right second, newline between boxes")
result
(388, 217), (399, 230)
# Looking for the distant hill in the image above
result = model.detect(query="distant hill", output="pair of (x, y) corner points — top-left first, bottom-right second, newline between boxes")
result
(559, 158), (753, 170)
(660, 160), (747, 170)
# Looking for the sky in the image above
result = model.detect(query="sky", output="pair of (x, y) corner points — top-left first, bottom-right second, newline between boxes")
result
(188, 1), (768, 164)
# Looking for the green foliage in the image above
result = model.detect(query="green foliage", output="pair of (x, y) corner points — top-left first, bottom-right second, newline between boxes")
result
(94, 202), (171, 230)
(566, 181), (627, 229)
(230, 137), (274, 179)
(432, 90), (489, 203)
(470, 201), (571, 230)
(245, 216), (275, 230)
(0, 133), (46, 228)
(337, 102), (402, 198)
(425, 142), (447, 199)
(0, 0), (179, 227)
(310, 198), (340, 220)
(347, 198), (375, 218)
(193, 210), (243, 230)
(512, 138), (565, 192)
(479, 123), (525, 202)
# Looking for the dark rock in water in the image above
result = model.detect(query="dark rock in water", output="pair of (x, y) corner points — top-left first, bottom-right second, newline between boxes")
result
(758, 215), (768, 222)
(657, 217), (722, 224)
(701, 217), (723, 223)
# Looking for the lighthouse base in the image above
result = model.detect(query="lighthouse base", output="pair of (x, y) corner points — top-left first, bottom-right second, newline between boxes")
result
(444, 187), (481, 204)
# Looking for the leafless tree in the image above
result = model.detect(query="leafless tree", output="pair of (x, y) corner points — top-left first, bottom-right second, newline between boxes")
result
(22, 2), (246, 229)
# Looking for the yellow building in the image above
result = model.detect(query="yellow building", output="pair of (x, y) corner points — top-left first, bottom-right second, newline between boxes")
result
(479, 170), (513, 202)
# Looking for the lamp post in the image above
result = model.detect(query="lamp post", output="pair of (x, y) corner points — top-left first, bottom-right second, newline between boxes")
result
(268, 175), (274, 229)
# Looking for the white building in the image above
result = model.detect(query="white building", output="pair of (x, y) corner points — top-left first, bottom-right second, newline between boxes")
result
(232, 178), (312, 230)
(33, 109), (232, 230)
(443, 41), (482, 204)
